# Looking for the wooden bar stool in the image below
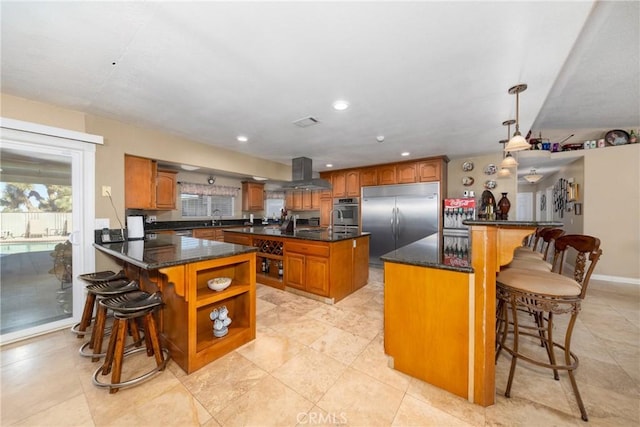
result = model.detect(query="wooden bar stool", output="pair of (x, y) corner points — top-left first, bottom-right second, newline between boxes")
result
(71, 270), (129, 338)
(507, 228), (565, 271)
(92, 291), (169, 394)
(495, 235), (602, 421)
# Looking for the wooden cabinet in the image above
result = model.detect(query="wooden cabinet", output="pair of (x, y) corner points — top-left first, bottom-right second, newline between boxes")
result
(378, 165), (397, 185)
(284, 241), (330, 297)
(302, 191), (312, 210)
(125, 155), (157, 209)
(285, 190), (322, 212)
(293, 191), (303, 210)
(156, 252), (256, 374)
(360, 168), (378, 187)
(397, 163), (417, 184)
(285, 192), (294, 210)
(124, 155), (177, 210)
(193, 228), (225, 242)
(331, 172), (346, 197)
(156, 170), (177, 209)
(417, 159), (441, 182)
(345, 170), (360, 197)
(242, 182), (264, 211)
(320, 197), (332, 227)
(311, 191), (321, 209)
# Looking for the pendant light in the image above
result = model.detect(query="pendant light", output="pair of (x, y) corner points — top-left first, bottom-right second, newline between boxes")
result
(505, 84), (530, 152)
(500, 119), (518, 168)
(524, 168), (543, 184)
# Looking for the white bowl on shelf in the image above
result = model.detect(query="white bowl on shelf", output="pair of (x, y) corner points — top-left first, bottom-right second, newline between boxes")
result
(207, 277), (232, 292)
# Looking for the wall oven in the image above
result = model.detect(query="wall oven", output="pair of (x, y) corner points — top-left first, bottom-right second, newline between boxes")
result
(333, 197), (359, 228)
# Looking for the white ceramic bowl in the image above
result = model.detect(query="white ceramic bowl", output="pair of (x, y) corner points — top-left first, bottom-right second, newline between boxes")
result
(208, 277), (231, 291)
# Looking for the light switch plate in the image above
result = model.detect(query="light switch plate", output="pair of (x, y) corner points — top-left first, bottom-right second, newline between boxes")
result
(95, 218), (110, 229)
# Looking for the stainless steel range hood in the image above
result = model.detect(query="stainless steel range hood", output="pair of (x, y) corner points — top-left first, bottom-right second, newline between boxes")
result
(280, 157), (332, 190)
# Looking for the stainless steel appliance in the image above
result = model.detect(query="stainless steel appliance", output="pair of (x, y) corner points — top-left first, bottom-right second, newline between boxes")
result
(362, 183), (440, 266)
(333, 197), (359, 228)
(442, 198), (476, 267)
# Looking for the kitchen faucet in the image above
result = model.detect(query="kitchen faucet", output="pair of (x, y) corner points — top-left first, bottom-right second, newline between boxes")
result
(211, 209), (222, 226)
(329, 209), (344, 232)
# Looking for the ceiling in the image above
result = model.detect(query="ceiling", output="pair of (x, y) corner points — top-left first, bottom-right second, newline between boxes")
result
(1, 1), (638, 183)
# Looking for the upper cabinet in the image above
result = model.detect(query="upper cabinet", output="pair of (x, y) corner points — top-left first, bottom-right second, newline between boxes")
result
(360, 168), (378, 187)
(396, 163), (417, 184)
(417, 159), (441, 182)
(331, 172), (346, 197)
(327, 170), (360, 198)
(378, 165), (397, 185)
(242, 182), (264, 211)
(125, 155), (176, 210)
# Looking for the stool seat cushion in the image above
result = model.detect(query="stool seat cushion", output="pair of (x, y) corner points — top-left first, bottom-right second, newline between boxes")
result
(505, 258), (553, 272)
(497, 268), (581, 297)
(513, 248), (544, 260)
(86, 280), (139, 295)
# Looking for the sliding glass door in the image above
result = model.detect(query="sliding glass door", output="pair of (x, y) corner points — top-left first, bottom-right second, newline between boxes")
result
(0, 120), (97, 344)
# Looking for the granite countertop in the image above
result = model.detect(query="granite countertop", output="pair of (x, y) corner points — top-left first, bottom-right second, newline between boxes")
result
(380, 233), (473, 273)
(224, 226), (371, 242)
(94, 234), (257, 270)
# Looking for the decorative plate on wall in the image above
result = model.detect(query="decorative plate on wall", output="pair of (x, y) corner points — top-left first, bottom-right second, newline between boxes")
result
(484, 180), (497, 190)
(462, 176), (474, 186)
(462, 161), (474, 172)
(604, 129), (629, 146)
(484, 164), (497, 175)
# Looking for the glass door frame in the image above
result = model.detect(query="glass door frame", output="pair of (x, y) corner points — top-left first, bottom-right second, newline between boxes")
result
(0, 118), (101, 345)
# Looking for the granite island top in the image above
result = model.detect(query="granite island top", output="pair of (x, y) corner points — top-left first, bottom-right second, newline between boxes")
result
(93, 234), (257, 270)
(380, 233), (473, 273)
(224, 226), (370, 242)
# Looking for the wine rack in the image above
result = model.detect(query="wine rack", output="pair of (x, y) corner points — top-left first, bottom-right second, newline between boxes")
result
(253, 239), (283, 256)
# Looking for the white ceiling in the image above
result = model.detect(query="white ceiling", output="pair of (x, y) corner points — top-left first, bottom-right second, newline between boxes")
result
(1, 1), (638, 182)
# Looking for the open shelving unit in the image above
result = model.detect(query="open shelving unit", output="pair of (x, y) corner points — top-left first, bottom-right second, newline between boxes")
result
(253, 238), (285, 289)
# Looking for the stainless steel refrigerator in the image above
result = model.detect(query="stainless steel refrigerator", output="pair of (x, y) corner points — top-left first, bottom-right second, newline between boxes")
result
(362, 182), (440, 266)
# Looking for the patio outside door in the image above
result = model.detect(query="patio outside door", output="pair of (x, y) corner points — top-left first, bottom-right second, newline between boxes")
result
(0, 119), (99, 344)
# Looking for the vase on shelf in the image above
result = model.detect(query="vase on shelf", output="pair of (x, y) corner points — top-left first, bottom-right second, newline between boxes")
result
(497, 192), (511, 220)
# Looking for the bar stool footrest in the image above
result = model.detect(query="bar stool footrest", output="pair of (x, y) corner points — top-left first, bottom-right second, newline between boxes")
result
(91, 347), (170, 391)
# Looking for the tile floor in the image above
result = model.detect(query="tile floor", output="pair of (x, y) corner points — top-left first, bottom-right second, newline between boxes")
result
(1, 268), (638, 426)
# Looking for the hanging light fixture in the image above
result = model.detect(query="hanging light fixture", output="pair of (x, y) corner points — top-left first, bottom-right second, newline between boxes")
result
(500, 119), (518, 168)
(505, 84), (530, 152)
(524, 168), (543, 183)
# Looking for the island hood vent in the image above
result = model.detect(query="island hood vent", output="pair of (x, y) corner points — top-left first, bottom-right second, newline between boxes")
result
(280, 157), (332, 190)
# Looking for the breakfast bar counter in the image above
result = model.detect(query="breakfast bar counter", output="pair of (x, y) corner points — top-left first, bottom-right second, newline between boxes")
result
(381, 220), (562, 406)
(94, 235), (258, 374)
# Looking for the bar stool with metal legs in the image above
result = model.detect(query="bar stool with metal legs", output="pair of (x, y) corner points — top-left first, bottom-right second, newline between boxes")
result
(92, 291), (169, 394)
(495, 235), (602, 422)
(507, 228), (565, 271)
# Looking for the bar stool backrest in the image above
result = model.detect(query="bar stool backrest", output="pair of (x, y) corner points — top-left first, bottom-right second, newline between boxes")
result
(552, 235), (602, 299)
(539, 228), (565, 265)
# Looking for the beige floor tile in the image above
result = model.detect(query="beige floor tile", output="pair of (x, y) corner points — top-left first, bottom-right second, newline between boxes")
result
(485, 394), (582, 426)
(271, 346), (347, 403)
(316, 367), (404, 426)
(351, 333), (411, 392)
(256, 297), (277, 315)
(571, 381), (640, 424)
(272, 315), (333, 346)
(309, 326), (371, 365)
(257, 288), (300, 306)
(213, 375), (314, 426)
(406, 379), (486, 426)
(235, 328), (305, 372)
(11, 394), (94, 427)
(180, 351), (268, 415)
(278, 295), (325, 315)
(257, 306), (305, 330)
(296, 406), (349, 427)
(392, 394), (474, 426)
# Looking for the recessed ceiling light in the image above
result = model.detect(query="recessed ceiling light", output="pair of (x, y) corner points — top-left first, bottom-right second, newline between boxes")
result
(401, 152), (410, 157)
(237, 135), (248, 143)
(325, 163), (333, 168)
(180, 164), (200, 171)
(332, 100), (349, 111)
(376, 135), (385, 143)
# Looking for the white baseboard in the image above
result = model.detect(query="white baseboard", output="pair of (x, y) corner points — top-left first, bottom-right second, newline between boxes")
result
(563, 262), (640, 285)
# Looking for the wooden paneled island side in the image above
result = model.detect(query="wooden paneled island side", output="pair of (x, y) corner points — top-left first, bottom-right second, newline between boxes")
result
(381, 220), (562, 406)
(94, 235), (258, 374)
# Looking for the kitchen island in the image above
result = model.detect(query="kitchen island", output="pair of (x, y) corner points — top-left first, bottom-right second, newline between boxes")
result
(224, 227), (370, 303)
(94, 235), (258, 374)
(381, 220), (562, 407)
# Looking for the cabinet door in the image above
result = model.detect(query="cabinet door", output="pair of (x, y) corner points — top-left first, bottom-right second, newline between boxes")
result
(319, 189), (332, 199)
(193, 228), (216, 240)
(285, 252), (305, 290)
(125, 155), (156, 209)
(360, 168), (377, 187)
(345, 170), (360, 197)
(156, 170), (177, 210)
(311, 191), (321, 209)
(302, 191), (313, 210)
(285, 192), (294, 210)
(397, 163), (417, 184)
(305, 255), (329, 296)
(293, 191), (303, 210)
(418, 160), (441, 182)
(332, 172), (346, 197)
(242, 182), (264, 211)
(320, 198), (332, 227)
(378, 165), (397, 185)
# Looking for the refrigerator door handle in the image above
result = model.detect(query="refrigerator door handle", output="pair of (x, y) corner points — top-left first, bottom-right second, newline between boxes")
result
(395, 206), (400, 238)
(390, 207), (395, 236)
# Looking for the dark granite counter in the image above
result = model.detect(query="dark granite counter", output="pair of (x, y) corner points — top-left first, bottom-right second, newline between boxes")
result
(380, 233), (473, 273)
(93, 234), (257, 270)
(224, 226), (370, 242)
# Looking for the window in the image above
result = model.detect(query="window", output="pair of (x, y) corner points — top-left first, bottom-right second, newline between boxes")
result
(181, 194), (234, 217)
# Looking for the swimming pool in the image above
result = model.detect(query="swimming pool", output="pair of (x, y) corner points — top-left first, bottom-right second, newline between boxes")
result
(0, 241), (63, 255)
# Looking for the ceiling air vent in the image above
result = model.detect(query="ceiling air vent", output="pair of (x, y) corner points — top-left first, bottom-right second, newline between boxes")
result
(292, 116), (320, 128)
